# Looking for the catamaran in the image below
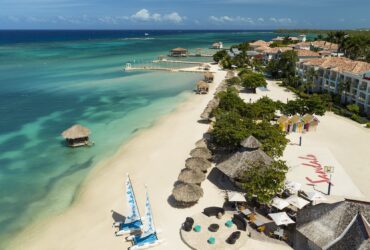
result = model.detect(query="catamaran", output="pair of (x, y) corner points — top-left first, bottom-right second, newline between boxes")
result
(114, 174), (143, 236)
(126, 189), (163, 250)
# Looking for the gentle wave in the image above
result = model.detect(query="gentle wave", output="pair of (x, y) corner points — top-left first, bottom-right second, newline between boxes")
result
(119, 37), (156, 41)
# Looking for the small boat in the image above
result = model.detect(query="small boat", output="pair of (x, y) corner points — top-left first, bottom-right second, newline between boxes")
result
(126, 188), (163, 249)
(114, 174), (143, 236)
(144, 33), (149, 36)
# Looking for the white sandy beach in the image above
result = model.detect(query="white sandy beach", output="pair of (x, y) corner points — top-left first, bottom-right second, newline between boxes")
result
(10, 73), (370, 250)
(9, 66), (291, 250)
(239, 80), (370, 201)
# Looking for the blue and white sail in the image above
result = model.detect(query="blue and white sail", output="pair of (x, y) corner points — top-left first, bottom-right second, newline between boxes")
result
(125, 175), (141, 224)
(141, 189), (156, 238)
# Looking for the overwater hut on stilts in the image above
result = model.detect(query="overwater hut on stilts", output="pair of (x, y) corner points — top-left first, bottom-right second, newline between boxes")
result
(61, 124), (92, 147)
(169, 48), (188, 57)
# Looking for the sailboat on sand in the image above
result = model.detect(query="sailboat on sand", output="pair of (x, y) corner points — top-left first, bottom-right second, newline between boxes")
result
(126, 188), (163, 249)
(114, 174), (143, 236)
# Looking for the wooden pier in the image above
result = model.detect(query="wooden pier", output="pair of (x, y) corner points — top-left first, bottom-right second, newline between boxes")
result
(152, 59), (210, 65)
(124, 65), (211, 73)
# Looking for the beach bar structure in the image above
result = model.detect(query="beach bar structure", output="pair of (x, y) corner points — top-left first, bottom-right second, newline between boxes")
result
(196, 81), (209, 94)
(169, 47), (188, 57)
(61, 124), (91, 147)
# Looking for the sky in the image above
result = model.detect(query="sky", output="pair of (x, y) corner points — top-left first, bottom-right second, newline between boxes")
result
(0, 0), (369, 29)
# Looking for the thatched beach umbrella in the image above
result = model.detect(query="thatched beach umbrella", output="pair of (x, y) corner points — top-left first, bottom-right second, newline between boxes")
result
(240, 135), (262, 150)
(195, 138), (207, 148)
(185, 157), (211, 172)
(200, 97), (220, 120)
(178, 168), (206, 184)
(172, 182), (204, 204)
(190, 147), (212, 160)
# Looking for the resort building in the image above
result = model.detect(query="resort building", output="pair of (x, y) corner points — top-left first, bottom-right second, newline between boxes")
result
(310, 41), (339, 52)
(272, 36), (299, 42)
(298, 34), (307, 42)
(263, 47), (292, 62)
(170, 48), (188, 57)
(295, 49), (321, 61)
(297, 57), (370, 115)
(294, 199), (370, 250)
(249, 40), (272, 50)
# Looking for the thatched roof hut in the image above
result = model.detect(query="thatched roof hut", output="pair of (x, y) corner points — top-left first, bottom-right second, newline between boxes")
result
(200, 97), (220, 120)
(190, 147), (212, 160)
(185, 157), (212, 172)
(204, 72), (214, 83)
(240, 135), (262, 150)
(226, 70), (235, 79)
(195, 138), (207, 148)
(196, 80), (209, 94)
(178, 168), (206, 184)
(172, 182), (204, 205)
(61, 124), (91, 147)
(216, 136), (272, 186)
(295, 199), (370, 250)
(170, 47), (188, 57)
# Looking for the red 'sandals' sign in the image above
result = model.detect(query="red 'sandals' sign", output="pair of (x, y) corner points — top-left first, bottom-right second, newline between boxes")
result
(299, 154), (334, 185)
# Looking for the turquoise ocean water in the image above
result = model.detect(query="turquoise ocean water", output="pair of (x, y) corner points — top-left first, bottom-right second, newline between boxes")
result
(0, 30), (276, 248)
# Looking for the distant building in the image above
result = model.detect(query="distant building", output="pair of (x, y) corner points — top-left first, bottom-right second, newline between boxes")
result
(295, 199), (370, 250)
(299, 34), (307, 42)
(170, 48), (188, 57)
(295, 49), (321, 61)
(212, 42), (223, 49)
(297, 57), (370, 115)
(249, 40), (272, 50)
(263, 47), (292, 62)
(310, 41), (339, 52)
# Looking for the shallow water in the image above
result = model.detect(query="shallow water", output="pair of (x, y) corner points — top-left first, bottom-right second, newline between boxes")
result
(0, 30), (276, 248)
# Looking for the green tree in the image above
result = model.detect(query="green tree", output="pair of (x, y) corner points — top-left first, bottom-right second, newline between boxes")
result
(347, 104), (360, 114)
(240, 72), (267, 90)
(212, 111), (248, 149)
(215, 87), (247, 116)
(213, 50), (227, 63)
(250, 121), (289, 158)
(226, 76), (241, 86)
(305, 94), (327, 116)
(242, 160), (289, 204)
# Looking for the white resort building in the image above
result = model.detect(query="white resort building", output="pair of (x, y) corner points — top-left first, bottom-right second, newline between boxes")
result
(297, 57), (370, 115)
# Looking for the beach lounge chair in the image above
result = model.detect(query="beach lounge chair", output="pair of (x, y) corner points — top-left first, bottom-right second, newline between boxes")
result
(232, 214), (247, 231)
(183, 217), (194, 232)
(226, 231), (241, 244)
(203, 207), (225, 217)
(208, 224), (220, 232)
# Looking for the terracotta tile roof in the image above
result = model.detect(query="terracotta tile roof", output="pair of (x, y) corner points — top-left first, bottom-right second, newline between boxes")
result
(301, 57), (370, 75)
(254, 46), (270, 52)
(311, 41), (339, 51)
(249, 40), (271, 47)
(296, 49), (320, 57)
(264, 47), (292, 54)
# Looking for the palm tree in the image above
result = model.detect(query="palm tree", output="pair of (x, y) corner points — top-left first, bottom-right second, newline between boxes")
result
(304, 67), (318, 94)
(326, 31), (336, 43)
(337, 79), (351, 105)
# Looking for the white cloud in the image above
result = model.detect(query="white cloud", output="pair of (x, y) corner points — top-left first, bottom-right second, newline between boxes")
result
(131, 9), (152, 21)
(163, 12), (183, 23)
(257, 17), (264, 22)
(130, 9), (184, 23)
(269, 17), (293, 24)
(209, 15), (254, 24)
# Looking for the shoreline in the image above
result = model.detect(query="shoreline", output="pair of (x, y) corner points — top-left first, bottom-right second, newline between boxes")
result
(8, 65), (227, 250)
